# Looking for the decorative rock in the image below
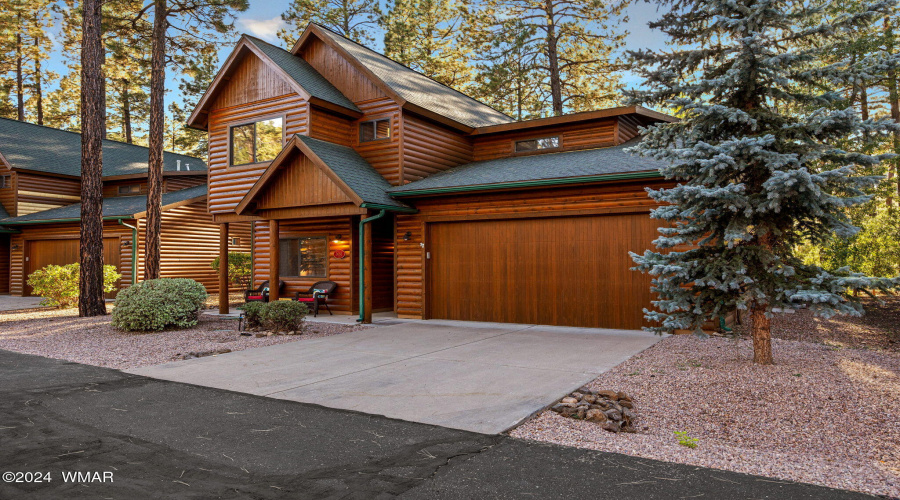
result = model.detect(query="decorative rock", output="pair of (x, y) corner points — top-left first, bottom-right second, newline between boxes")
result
(582, 394), (596, 404)
(619, 400), (634, 409)
(571, 392), (584, 400)
(585, 409), (607, 422)
(617, 391), (632, 402)
(602, 421), (621, 433)
(551, 388), (637, 431)
(597, 390), (619, 400)
(255, 333), (267, 338)
(560, 397), (578, 405)
(604, 409), (622, 421)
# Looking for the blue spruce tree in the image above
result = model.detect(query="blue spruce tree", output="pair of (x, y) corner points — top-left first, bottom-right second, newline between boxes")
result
(628, 0), (900, 364)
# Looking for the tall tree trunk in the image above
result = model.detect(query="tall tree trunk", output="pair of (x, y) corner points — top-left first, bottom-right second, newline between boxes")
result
(750, 305), (773, 365)
(887, 18), (899, 207)
(16, 25), (24, 121)
(544, 1), (562, 116)
(79, 0), (107, 317)
(145, 0), (167, 281)
(34, 39), (43, 126)
(122, 81), (132, 143)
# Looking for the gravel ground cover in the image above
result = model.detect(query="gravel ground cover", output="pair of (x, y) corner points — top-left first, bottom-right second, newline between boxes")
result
(0, 307), (368, 370)
(511, 335), (900, 498)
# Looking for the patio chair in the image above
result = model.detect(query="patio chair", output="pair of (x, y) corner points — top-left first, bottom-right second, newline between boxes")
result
(294, 281), (337, 317)
(244, 280), (285, 303)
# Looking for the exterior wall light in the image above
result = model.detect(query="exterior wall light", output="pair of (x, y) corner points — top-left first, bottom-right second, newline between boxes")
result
(333, 234), (343, 243)
(403, 231), (412, 241)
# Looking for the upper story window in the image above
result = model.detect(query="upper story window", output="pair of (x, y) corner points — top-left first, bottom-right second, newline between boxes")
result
(515, 136), (560, 153)
(118, 184), (141, 195)
(230, 117), (284, 166)
(359, 118), (390, 143)
(0, 175), (10, 189)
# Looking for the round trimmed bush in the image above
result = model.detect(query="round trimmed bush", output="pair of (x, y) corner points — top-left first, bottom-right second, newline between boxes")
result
(240, 301), (266, 329)
(262, 300), (308, 332)
(112, 278), (208, 331)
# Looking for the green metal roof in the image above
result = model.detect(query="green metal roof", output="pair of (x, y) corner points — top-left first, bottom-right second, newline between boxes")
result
(0, 117), (206, 178)
(389, 137), (666, 196)
(311, 25), (513, 129)
(0, 185), (207, 225)
(294, 135), (412, 211)
(243, 36), (361, 115)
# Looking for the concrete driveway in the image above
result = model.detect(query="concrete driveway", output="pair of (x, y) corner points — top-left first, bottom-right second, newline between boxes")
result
(128, 320), (663, 434)
(0, 295), (46, 312)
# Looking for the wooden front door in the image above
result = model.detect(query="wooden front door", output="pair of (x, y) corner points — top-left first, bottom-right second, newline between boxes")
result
(427, 214), (659, 330)
(25, 238), (121, 298)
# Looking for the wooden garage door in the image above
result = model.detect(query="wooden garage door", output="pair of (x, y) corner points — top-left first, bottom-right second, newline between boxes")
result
(25, 238), (121, 297)
(427, 214), (659, 329)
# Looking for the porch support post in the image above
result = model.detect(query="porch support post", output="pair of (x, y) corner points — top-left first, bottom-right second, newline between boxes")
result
(218, 222), (229, 314)
(363, 218), (373, 324)
(269, 219), (280, 301)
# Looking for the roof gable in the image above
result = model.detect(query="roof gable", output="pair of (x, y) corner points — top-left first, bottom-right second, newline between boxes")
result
(0, 118), (205, 178)
(187, 36), (360, 130)
(237, 135), (412, 215)
(292, 24), (513, 131)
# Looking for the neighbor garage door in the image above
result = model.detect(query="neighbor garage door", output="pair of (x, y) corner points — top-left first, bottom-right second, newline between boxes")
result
(25, 238), (121, 297)
(427, 214), (659, 330)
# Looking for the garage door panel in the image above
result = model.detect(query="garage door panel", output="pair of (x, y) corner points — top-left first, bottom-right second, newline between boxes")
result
(428, 215), (657, 329)
(25, 238), (122, 298)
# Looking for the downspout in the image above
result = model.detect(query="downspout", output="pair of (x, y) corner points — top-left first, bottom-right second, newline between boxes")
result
(358, 209), (386, 323)
(118, 219), (138, 285)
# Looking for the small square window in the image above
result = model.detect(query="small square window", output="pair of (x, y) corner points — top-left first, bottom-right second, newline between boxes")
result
(515, 136), (560, 153)
(118, 184), (141, 195)
(359, 119), (390, 143)
(0, 175), (10, 189)
(279, 236), (328, 278)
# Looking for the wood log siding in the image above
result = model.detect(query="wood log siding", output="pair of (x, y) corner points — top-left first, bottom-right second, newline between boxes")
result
(207, 93), (308, 214)
(299, 37), (387, 102)
(472, 117), (620, 161)
(15, 173), (80, 215)
(371, 215), (394, 311)
(401, 112), (473, 183)
(393, 180), (670, 319)
(0, 169), (15, 217)
(617, 115), (642, 144)
(0, 235), (9, 294)
(163, 175), (207, 193)
(309, 106), (352, 145)
(211, 51), (295, 109)
(252, 217), (357, 313)
(352, 98), (402, 185)
(255, 154), (352, 211)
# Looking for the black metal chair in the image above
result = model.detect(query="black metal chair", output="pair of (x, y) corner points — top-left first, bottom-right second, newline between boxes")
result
(244, 280), (285, 303)
(294, 281), (337, 317)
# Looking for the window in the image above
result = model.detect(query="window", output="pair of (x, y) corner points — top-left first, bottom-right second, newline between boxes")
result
(515, 136), (560, 153)
(359, 118), (390, 143)
(230, 117), (284, 166)
(279, 236), (327, 278)
(0, 175), (9, 189)
(118, 184), (141, 195)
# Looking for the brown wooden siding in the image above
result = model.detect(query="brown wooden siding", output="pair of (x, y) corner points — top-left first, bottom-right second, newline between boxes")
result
(352, 98), (402, 185)
(299, 37), (387, 102)
(164, 175), (207, 193)
(207, 94), (308, 214)
(157, 201), (252, 293)
(0, 234), (9, 294)
(617, 115), (642, 143)
(371, 215), (394, 311)
(103, 180), (147, 197)
(401, 112), (473, 183)
(15, 173), (80, 215)
(255, 154), (352, 211)
(252, 217), (356, 314)
(0, 167), (15, 217)
(472, 118), (618, 161)
(8, 221), (131, 296)
(211, 51), (295, 109)
(308, 106), (353, 145)
(394, 180), (670, 319)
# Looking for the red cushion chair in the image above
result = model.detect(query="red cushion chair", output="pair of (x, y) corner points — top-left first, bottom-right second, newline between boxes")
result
(244, 280), (285, 303)
(294, 281), (337, 317)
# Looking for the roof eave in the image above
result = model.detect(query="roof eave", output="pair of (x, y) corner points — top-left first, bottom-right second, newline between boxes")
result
(1, 215), (134, 226)
(389, 170), (663, 198)
(470, 106), (677, 136)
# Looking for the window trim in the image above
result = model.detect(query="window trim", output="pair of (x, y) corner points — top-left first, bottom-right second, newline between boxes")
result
(278, 235), (329, 279)
(0, 174), (10, 189)
(513, 136), (561, 154)
(358, 117), (391, 144)
(117, 184), (141, 195)
(228, 114), (286, 168)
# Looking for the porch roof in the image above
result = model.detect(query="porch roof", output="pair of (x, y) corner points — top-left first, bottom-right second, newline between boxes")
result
(389, 137), (667, 197)
(0, 185), (207, 225)
(236, 135), (414, 214)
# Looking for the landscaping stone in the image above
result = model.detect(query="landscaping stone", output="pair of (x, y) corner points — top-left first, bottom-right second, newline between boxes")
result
(550, 389), (636, 432)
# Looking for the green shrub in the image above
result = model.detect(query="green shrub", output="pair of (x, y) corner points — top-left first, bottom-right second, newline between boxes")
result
(240, 301), (266, 329)
(27, 263), (121, 309)
(210, 252), (253, 289)
(112, 278), (208, 331)
(674, 430), (699, 449)
(261, 300), (308, 332)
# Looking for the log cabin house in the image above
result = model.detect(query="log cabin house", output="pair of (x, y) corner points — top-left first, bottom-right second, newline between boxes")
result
(0, 118), (251, 297)
(192, 24), (676, 329)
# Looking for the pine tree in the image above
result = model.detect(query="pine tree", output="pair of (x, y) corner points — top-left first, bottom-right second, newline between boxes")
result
(167, 48), (217, 157)
(279, 0), (381, 47)
(381, 0), (473, 89)
(467, 0), (626, 116)
(0, 0), (57, 124)
(628, 0), (900, 365)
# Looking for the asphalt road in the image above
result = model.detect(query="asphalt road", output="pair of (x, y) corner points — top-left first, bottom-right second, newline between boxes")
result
(0, 349), (874, 499)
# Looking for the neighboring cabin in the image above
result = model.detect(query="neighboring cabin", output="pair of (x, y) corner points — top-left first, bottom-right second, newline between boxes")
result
(0, 118), (250, 297)
(192, 23), (676, 330)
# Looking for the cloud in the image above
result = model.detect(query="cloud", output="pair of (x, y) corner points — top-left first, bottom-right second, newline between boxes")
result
(236, 16), (287, 41)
